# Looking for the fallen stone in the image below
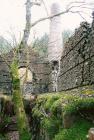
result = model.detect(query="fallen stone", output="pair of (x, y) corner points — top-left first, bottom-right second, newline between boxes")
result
(88, 128), (94, 140)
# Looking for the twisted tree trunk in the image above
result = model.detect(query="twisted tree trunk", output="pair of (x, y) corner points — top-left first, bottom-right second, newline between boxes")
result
(11, 60), (31, 140)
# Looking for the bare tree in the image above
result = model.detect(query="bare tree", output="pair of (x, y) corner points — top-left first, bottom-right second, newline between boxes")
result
(22, 0), (41, 47)
(0, 36), (31, 139)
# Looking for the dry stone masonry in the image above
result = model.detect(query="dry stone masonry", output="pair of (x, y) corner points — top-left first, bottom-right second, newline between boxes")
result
(0, 47), (51, 95)
(58, 15), (94, 91)
(18, 47), (51, 94)
(0, 56), (12, 94)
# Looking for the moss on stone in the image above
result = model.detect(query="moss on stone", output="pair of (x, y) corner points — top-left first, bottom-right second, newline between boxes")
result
(32, 89), (94, 140)
(13, 90), (31, 140)
(11, 60), (31, 140)
(54, 119), (93, 140)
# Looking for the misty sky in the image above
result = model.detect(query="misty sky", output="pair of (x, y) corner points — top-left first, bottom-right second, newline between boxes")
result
(0, 0), (93, 44)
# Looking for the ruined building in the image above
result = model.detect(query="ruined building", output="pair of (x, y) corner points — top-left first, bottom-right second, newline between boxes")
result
(0, 4), (94, 95)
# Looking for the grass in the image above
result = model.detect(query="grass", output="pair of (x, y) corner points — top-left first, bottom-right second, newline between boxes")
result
(0, 134), (8, 140)
(54, 119), (93, 140)
(32, 89), (94, 140)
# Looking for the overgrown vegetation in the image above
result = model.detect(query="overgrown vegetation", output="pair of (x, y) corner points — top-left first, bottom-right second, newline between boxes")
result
(0, 82), (94, 140)
(31, 88), (94, 140)
(11, 60), (31, 140)
(0, 134), (7, 140)
(32, 33), (49, 57)
(54, 119), (93, 140)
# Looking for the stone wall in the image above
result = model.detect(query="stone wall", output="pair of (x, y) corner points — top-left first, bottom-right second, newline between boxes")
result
(58, 20), (94, 91)
(0, 57), (12, 94)
(0, 47), (51, 95)
(18, 47), (51, 94)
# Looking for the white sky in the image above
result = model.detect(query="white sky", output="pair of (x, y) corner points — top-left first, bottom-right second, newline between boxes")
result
(0, 0), (93, 44)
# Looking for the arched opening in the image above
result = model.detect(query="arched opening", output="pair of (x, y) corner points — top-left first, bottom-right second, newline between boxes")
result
(18, 67), (33, 85)
(18, 67), (33, 95)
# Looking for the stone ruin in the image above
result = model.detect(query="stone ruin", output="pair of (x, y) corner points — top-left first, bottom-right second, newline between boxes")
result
(0, 4), (94, 95)
(0, 47), (51, 95)
(48, 11), (94, 92)
(17, 47), (51, 94)
(0, 56), (12, 94)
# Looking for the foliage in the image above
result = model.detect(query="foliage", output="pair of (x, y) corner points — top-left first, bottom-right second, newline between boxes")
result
(11, 60), (18, 79)
(62, 30), (73, 45)
(32, 33), (49, 57)
(32, 31), (73, 57)
(0, 36), (12, 54)
(33, 90), (94, 117)
(41, 116), (61, 139)
(13, 89), (31, 140)
(63, 97), (94, 115)
(0, 114), (11, 133)
(54, 119), (93, 140)
(0, 134), (7, 140)
(32, 88), (94, 140)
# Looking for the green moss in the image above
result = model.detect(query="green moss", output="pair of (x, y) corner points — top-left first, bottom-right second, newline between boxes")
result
(35, 92), (94, 117)
(32, 89), (94, 140)
(10, 59), (31, 140)
(54, 119), (93, 140)
(11, 60), (18, 78)
(81, 89), (94, 95)
(12, 78), (20, 90)
(10, 61), (20, 90)
(44, 94), (60, 110)
(63, 97), (94, 115)
(50, 99), (62, 117)
(41, 116), (61, 139)
(13, 90), (31, 140)
(0, 114), (11, 130)
(0, 134), (7, 140)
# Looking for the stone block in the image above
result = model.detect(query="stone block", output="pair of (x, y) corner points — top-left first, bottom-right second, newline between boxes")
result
(88, 128), (94, 140)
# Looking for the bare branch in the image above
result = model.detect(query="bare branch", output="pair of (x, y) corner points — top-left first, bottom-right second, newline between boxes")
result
(66, 1), (86, 9)
(31, 1), (93, 28)
(69, 10), (87, 21)
(0, 54), (11, 68)
(41, 0), (49, 16)
(31, 9), (69, 27)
